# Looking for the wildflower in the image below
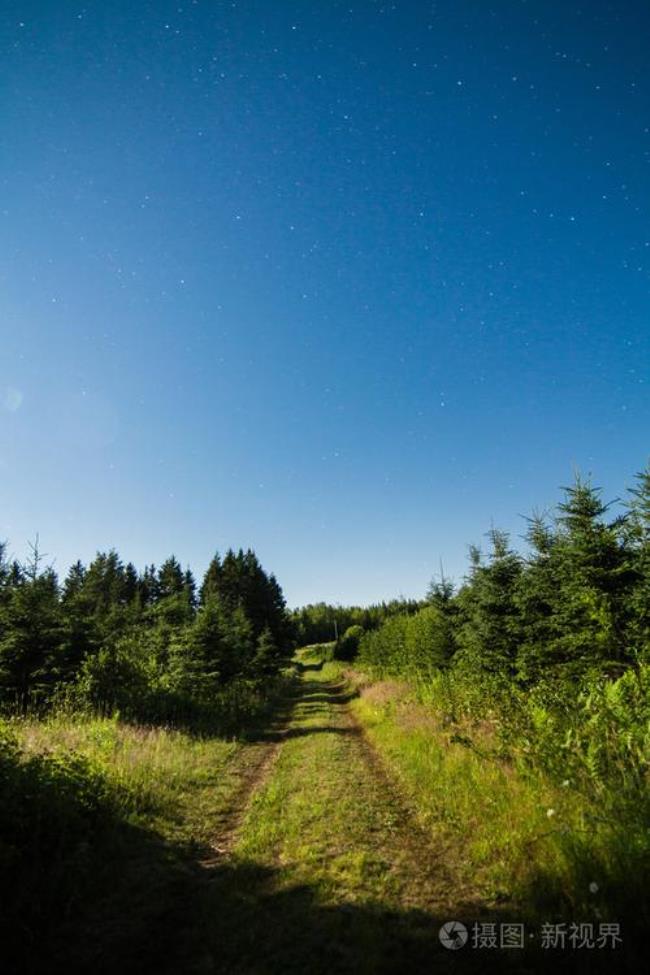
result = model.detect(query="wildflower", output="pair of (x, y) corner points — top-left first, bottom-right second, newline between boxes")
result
(562, 779), (570, 788)
(546, 808), (556, 818)
(589, 882), (599, 894)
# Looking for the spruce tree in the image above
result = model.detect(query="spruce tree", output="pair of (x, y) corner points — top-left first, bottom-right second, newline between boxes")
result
(199, 553), (222, 605)
(514, 512), (560, 681)
(157, 556), (185, 599)
(0, 540), (62, 711)
(60, 560), (98, 678)
(184, 568), (197, 610)
(252, 625), (281, 676)
(546, 476), (632, 672)
(624, 463), (650, 658)
(456, 529), (523, 675)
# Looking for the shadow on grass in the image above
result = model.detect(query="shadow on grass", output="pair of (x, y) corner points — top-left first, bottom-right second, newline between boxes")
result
(48, 843), (643, 975)
(8, 666), (643, 975)
(256, 724), (363, 742)
(245, 679), (361, 743)
(296, 660), (325, 673)
(296, 677), (360, 704)
(298, 689), (361, 705)
(6, 807), (641, 975)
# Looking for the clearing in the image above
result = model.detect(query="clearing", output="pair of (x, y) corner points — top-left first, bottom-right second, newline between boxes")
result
(37, 651), (612, 974)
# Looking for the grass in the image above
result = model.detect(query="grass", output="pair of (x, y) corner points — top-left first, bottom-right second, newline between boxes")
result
(182, 651), (535, 974)
(1, 709), (279, 974)
(162, 655), (452, 975)
(348, 665), (649, 951)
(2, 651), (641, 973)
(236, 660), (402, 904)
(14, 712), (243, 844)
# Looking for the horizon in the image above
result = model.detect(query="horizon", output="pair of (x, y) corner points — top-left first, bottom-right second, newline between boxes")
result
(2, 1), (649, 606)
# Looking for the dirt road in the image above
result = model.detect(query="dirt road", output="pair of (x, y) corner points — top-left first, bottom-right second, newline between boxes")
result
(155, 655), (523, 974)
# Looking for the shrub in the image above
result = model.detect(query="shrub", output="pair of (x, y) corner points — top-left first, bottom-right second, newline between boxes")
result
(335, 625), (365, 661)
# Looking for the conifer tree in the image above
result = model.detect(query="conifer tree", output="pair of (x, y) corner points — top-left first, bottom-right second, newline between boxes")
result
(139, 564), (159, 606)
(549, 476), (632, 671)
(184, 568), (197, 610)
(456, 529), (523, 675)
(186, 594), (255, 690)
(624, 463), (650, 658)
(123, 562), (140, 605)
(252, 625), (281, 675)
(0, 540), (62, 711)
(514, 512), (560, 681)
(199, 553), (223, 604)
(60, 560), (98, 677)
(157, 556), (185, 599)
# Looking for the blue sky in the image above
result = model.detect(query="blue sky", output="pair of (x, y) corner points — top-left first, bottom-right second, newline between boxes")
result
(1, 1), (648, 606)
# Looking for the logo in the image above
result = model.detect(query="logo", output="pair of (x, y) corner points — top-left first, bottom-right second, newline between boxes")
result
(439, 921), (468, 950)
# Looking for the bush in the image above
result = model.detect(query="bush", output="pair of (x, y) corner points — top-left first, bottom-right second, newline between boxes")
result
(335, 625), (365, 661)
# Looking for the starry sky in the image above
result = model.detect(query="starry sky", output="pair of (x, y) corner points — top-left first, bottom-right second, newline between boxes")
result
(1, 0), (649, 606)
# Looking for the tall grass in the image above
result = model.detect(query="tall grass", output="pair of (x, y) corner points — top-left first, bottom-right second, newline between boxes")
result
(351, 662), (650, 937)
(0, 710), (250, 972)
(14, 712), (241, 832)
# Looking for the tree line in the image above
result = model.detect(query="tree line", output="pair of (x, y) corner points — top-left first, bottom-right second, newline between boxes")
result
(0, 545), (292, 727)
(290, 598), (423, 647)
(358, 465), (650, 683)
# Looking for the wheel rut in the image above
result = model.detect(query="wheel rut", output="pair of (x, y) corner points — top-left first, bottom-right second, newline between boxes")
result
(199, 685), (299, 866)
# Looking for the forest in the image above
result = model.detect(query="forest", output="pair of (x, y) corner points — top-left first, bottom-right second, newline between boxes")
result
(0, 545), (291, 727)
(1, 464), (649, 973)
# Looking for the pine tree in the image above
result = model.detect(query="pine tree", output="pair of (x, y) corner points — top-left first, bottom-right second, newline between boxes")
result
(0, 540), (62, 711)
(83, 550), (127, 614)
(199, 548), (290, 649)
(624, 463), (650, 658)
(199, 552), (222, 605)
(123, 562), (140, 605)
(544, 475), (633, 672)
(157, 556), (185, 599)
(514, 512), (560, 681)
(184, 568), (197, 610)
(139, 564), (159, 606)
(62, 560), (86, 601)
(188, 596), (253, 699)
(60, 560), (98, 678)
(455, 528), (523, 675)
(252, 625), (281, 675)
(0, 541), (9, 593)
(427, 571), (455, 610)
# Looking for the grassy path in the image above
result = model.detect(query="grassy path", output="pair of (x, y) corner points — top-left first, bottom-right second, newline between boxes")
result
(14, 655), (624, 973)
(158, 654), (522, 975)
(235, 658), (463, 913)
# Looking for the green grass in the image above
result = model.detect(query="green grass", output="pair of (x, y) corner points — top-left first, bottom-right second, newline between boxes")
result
(14, 712), (242, 843)
(2, 654), (641, 973)
(1, 712), (273, 973)
(348, 667), (650, 940)
(236, 661), (401, 904)
(181, 654), (537, 974)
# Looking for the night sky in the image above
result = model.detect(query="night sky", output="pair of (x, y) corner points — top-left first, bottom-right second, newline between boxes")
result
(1, 1), (649, 605)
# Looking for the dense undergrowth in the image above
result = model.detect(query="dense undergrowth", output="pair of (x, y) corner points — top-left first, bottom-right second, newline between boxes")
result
(352, 668), (650, 928)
